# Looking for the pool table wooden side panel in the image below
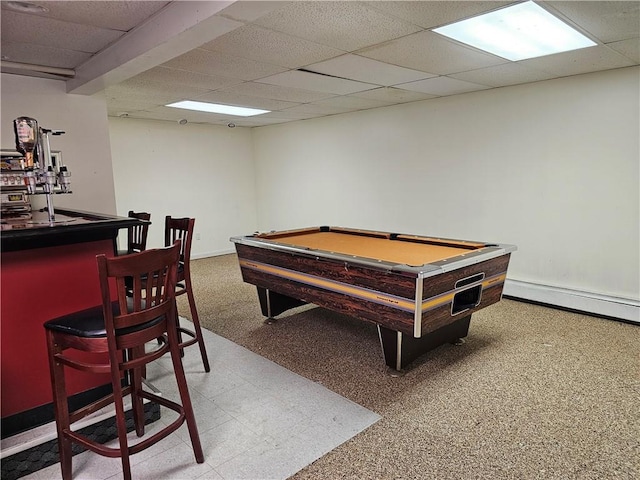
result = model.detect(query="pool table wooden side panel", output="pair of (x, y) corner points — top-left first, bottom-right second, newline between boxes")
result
(235, 243), (418, 334)
(235, 244), (512, 339)
(420, 254), (511, 335)
(235, 243), (417, 296)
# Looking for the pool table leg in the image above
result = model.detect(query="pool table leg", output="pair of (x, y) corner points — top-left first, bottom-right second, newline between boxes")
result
(256, 287), (308, 322)
(378, 315), (472, 371)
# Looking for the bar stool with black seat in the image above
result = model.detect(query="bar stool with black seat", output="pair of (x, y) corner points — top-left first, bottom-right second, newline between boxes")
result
(165, 216), (210, 372)
(117, 211), (151, 256)
(44, 241), (204, 480)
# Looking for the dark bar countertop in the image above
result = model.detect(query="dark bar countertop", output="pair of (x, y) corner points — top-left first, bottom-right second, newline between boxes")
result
(1, 208), (145, 252)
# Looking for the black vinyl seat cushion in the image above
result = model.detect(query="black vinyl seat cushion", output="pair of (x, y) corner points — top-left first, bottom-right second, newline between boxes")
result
(44, 300), (163, 338)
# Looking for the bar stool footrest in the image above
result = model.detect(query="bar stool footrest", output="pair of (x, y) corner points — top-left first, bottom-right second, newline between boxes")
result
(64, 389), (186, 459)
(177, 327), (198, 349)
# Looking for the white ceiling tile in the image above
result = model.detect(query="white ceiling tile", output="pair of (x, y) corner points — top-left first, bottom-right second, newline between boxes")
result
(305, 54), (436, 86)
(1, 10), (123, 53)
(257, 110), (321, 121)
(254, 1), (421, 51)
(114, 77), (211, 99)
(519, 45), (635, 77)
(0, 42), (91, 69)
(544, 1), (640, 43)
(257, 70), (377, 95)
(398, 77), (491, 96)
(190, 91), (301, 112)
(102, 79), (211, 110)
(357, 31), (507, 76)
(310, 95), (391, 110)
(116, 107), (229, 124)
(128, 67), (242, 91)
(351, 87), (438, 104)
(606, 38), (640, 64)
(200, 24), (343, 69)
(228, 116), (297, 127)
(450, 63), (557, 87)
(217, 82), (336, 103)
(1, 1), (170, 32)
(365, 1), (513, 29)
(161, 49), (287, 81)
(281, 103), (355, 116)
(102, 94), (166, 113)
(217, 1), (292, 23)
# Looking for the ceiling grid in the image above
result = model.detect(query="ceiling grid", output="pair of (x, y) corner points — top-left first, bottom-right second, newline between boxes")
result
(0, 0), (637, 127)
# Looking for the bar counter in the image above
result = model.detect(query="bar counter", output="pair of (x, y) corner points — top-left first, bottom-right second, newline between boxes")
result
(1, 208), (142, 252)
(1, 208), (146, 436)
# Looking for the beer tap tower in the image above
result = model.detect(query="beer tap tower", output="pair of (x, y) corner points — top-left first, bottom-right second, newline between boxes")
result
(13, 117), (72, 223)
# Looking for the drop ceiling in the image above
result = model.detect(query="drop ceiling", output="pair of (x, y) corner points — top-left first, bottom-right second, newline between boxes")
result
(1, 1), (638, 128)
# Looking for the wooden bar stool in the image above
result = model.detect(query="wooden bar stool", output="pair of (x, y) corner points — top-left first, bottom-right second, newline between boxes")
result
(44, 241), (204, 480)
(117, 211), (151, 256)
(165, 216), (210, 372)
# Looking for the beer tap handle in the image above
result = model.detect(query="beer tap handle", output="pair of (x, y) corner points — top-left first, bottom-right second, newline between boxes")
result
(40, 128), (65, 135)
(39, 128), (65, 174)
(44, 166), (57, 193)
(58, 165), (71, 193)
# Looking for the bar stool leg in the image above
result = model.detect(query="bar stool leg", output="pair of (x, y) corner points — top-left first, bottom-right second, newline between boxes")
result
(167, 317), (204, 463)
(129, 346), (146, 437)
(185, 277), (210, 372)
(111, 364), (133, 480)
(46, 330), (73, 480)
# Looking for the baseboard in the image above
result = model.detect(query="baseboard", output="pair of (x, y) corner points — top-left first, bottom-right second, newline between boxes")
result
(191, 247), (235, 260)
(503, 279), (639, 324)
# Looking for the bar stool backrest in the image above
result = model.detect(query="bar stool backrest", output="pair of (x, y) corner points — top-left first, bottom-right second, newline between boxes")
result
(99, 241), (180, 354)
(127, 211), (151, 254)
(164, 216), (194, 281)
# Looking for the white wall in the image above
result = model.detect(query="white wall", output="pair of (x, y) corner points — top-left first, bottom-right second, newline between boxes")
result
(108, 118), (256, 257)
(3, 68), (635, 319)
(1, 73), (117, 214)
(252, 67), (640, 310)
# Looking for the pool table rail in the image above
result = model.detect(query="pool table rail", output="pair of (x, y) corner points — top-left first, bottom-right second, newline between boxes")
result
(232, 233), (515, 277)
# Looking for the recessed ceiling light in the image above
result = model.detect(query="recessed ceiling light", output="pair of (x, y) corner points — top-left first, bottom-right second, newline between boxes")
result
(166, 100), (269, 117)
(5, 1), (49, 14)
(432, 1), (597, 61)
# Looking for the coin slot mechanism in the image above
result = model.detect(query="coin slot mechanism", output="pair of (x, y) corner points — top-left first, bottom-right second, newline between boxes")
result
(452, 273), (484, 315)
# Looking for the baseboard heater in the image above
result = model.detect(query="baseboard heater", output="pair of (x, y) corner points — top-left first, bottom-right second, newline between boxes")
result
(503, 279), (639, 324)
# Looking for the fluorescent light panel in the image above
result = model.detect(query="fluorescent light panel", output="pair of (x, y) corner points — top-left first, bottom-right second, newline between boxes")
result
(166, 100), (269, 117)
(433, 1), (596, 61)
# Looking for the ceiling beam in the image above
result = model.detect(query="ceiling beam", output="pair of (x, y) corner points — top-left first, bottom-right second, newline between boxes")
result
(66, 0), (241, 95)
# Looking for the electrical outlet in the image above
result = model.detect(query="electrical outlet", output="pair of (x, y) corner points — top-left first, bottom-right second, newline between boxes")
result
(195, 233), (201, 240)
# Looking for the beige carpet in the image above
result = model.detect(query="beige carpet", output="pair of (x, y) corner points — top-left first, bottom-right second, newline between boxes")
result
(178, 254), (639, 480)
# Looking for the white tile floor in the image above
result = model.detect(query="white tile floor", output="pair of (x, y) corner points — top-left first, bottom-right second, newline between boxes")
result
(11, 320), (380, 480)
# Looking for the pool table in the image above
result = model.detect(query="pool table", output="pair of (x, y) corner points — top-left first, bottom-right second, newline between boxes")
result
(231, 226), (516, 371)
